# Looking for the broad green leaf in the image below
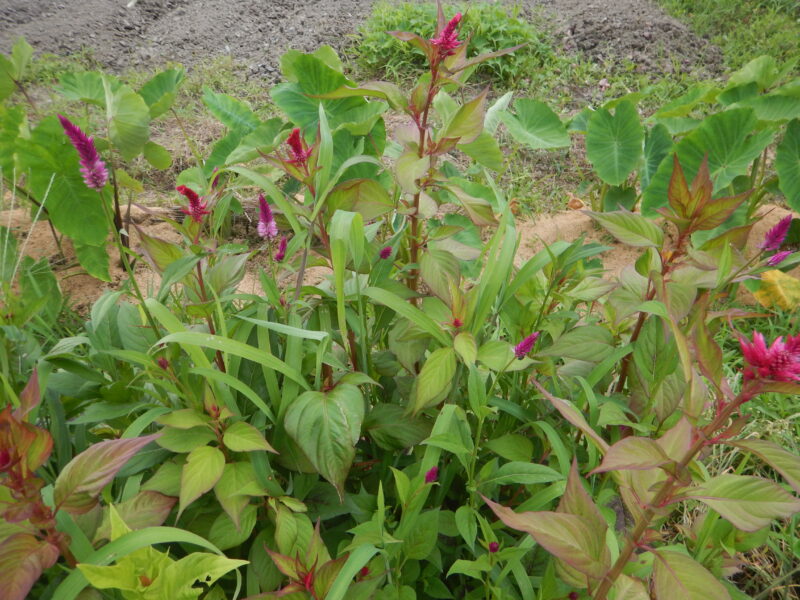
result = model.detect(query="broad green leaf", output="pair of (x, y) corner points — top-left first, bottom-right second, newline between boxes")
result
(586, 100), (643, 185)
(739, 93), (800, 122)
(395, 150), (429, 194)
(225, 118), (283, 164)
(420, 249), (459, 304)
(776, 119), (800, 211)
(593, 437), (671, 473)
(10, 38), (33, 80)
(687, 474), (800, 531)
(179, 445), (225, 515)
(364, 404), (431, 450)
(478, 462), (564, 487)
(202, 88), (259, 132)
(222, 421), (276, 453)
(284, 384), (365, 499)
(453, 332), (478, 365)
(207, 505), (257, 551)
(444, 88), (487, 143)
(728, 55), (781, 91)
(143, 140), (172, 169)
(733, 439), (800, 494)
(54, 434), (160, 514)
(485, 499), (610, 580)
(458, 131), (504, 171)
(642, 123), (672, 191)
(540, 325), (616, 363)
(643, 108), (775, 215)
(403, 509), (439, 560)
(73, 242), (111, 282)
(455, 506), (477, 551)
(0, 533), (59, 600)
(364, 286), (450, 346)
(612, 575), (650, 600)
(158, 553), (248, 599)
(156, 426), (216, 453)
(56, 71), (106, 106)
(93, 491), (176, 542)
(104, 77), (151, 161)
(139, 68), (185, 118)
(0, 56), (15, 102)
(654, 84), (718, 118)
(412, 348), (456, 414)
(327, 178), (392, 220)
(485, 434), (533, 463)
(653, 550), (730, 600)
(500, 99), (569, 150)
(587, 210), (664, 248)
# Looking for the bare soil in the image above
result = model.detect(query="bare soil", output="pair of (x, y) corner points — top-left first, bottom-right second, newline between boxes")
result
(0, 0), (721, 78)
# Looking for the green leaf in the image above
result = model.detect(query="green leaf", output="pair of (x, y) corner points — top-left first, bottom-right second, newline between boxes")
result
(207, 504), (257, 551)
(159, 553), (248, 599)
(478, 462), (564, 487)
(643, 108), (775, 216)
(327, 178), (393, 220)
(324, 544), (379, 600)
(412, 348), (456, 415)
(586, 101), (644, 186)
(500, 98), (569, 150)
(687, 474), (800, 532)
(104, 77), (151, 161)
(586, 210), (664, 248)
(179, 445), (225, 516)
(403, 509), (439, 560)
(642, 123), (673, 192)
(593, 437), (671, 473)
(73, 242), (111, 282)
(732, 439), (800, 494)
(540, 325), (616, 363)
(284, 384), (365, 499)
(202, 88), (259, 132)
(453, 332), (478, 365)
(222, 421), (276, 453)
(653, 550), (730, 600)
(485, 499), (610, 580)
(54, 434), (160, 514)
(56, 71), (106, 106)
(143, 140), (172, 169)
(364, 404), (431, 450)
(776, 119), (800, 212)
(156, 426), (216, 453)
(458, 131), (504, 171)
(485, 434), (533, 463)
(364, 286), (450, 346)
(420, 249), (459, 303)
(139, 68), (185, 118)
(10, 37), (33, 80)
(395, 150), (429, 194)
(728, 55), (781, 91)
(444, 88), (487, 143)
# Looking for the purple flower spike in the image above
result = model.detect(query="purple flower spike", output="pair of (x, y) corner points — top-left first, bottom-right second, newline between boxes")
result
(514, 332), (540, 360)
(424, 465), (438, 484)
(275, 236), (288, 262)
(430, 13), (463, 57)
(257, 194), (278, 239)
(760, 215), (793, 252)
(767, 250), (792, 267)
(58, 114), (108, 190)
(176, 185), (210, 223)
(379, 246), (392, 260)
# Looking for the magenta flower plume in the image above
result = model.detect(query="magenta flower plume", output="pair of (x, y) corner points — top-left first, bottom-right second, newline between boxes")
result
(286, 128), (312, 166)
(514, 331), (540, 360)
(430, 12), (463, 57)
(740, 332), (800, 382)
(379, 246), (392, 260)
(767, 250), (792, 267)
(176, 185), (210, 223)
(424, 465), (438, 484)
(760, 215), (793, 251)
(488, 542), (499, 553)
(257, 194), (278, 239)
(58, 114), (108, 189)
(275, 236), (288, 261)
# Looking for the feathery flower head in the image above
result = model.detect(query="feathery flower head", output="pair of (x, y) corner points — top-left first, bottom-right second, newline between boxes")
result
(514, 331), (540, 360)
(275, 236), (288, 262)
(740, 332), (800, 382)
(488, 541), (499, 553)
(257, 194), (278, 239)
(424, 465), (439, 484)
(767, 250), (792, 267)
(176, 185), (210, 223)
(760, 215), (793, 251)
(430, 12), (463, 57)
(379, 246), (392, 260)
(58, 114), (108, 190)
(286, 128), (313, 166)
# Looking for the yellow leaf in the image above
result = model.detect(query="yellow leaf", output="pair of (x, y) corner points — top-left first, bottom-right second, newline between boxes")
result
(754, 270), (800, 310)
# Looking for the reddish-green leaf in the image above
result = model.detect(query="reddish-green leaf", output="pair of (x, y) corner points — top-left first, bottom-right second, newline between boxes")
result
(14, 369), (40, 420)
(732, 439), (800, 494)
(593, 437), (671, 473)
(686, 474), (800, 532)
(653, 550), (730, 600)
(179, 445), (225, 516)
(443, 88), (488, 144)
(0, 533), (59, 600)
(54, 434), (160, 514)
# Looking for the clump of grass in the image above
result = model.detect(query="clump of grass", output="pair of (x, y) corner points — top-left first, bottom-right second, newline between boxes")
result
(657, 0), (800, 75)
(354, 1), (556, 86)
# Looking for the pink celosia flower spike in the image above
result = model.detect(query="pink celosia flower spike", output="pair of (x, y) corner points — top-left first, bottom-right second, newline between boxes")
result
(430, 12), (463, 57)
(176, 185), (210, 223)
(760, 215), (793, 251)
(257, 194), (278, 239)
(767, 250), (792, 267)
(514, 332), (540, 360)
(379, 246), (392, 260)
(740, 332), (800, 382)
(275, 236), (288, 261)
(286, 128), (312, 166)
(58, 115), (108, 190)
(424, 465), (439, 484)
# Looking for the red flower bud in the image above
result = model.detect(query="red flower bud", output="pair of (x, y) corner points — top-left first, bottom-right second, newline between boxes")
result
(425, 465), (438, 484)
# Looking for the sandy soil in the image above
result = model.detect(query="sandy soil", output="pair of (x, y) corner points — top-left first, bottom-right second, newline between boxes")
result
(0, 0), (721, 78)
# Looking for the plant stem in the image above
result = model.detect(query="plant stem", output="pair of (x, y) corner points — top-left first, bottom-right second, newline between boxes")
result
(592, 384), (756, 599)
(194, 260), (226, 372)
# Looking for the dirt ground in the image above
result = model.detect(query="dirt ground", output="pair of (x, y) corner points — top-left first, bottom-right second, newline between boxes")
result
(0, 0), (721, 78)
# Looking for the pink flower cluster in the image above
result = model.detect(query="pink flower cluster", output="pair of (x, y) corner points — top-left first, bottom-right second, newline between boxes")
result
(430, 13), (463, 57)
(761, 215), (794, 267)
(286, 128), (312, 166)
(514, 332), (540, 360)
(740, 332), (800, 382)
(176, 185), (210, 223)
(58, 115), (108, 190)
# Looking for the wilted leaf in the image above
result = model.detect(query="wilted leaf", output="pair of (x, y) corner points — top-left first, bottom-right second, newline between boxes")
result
(754, 270), (800, 310)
